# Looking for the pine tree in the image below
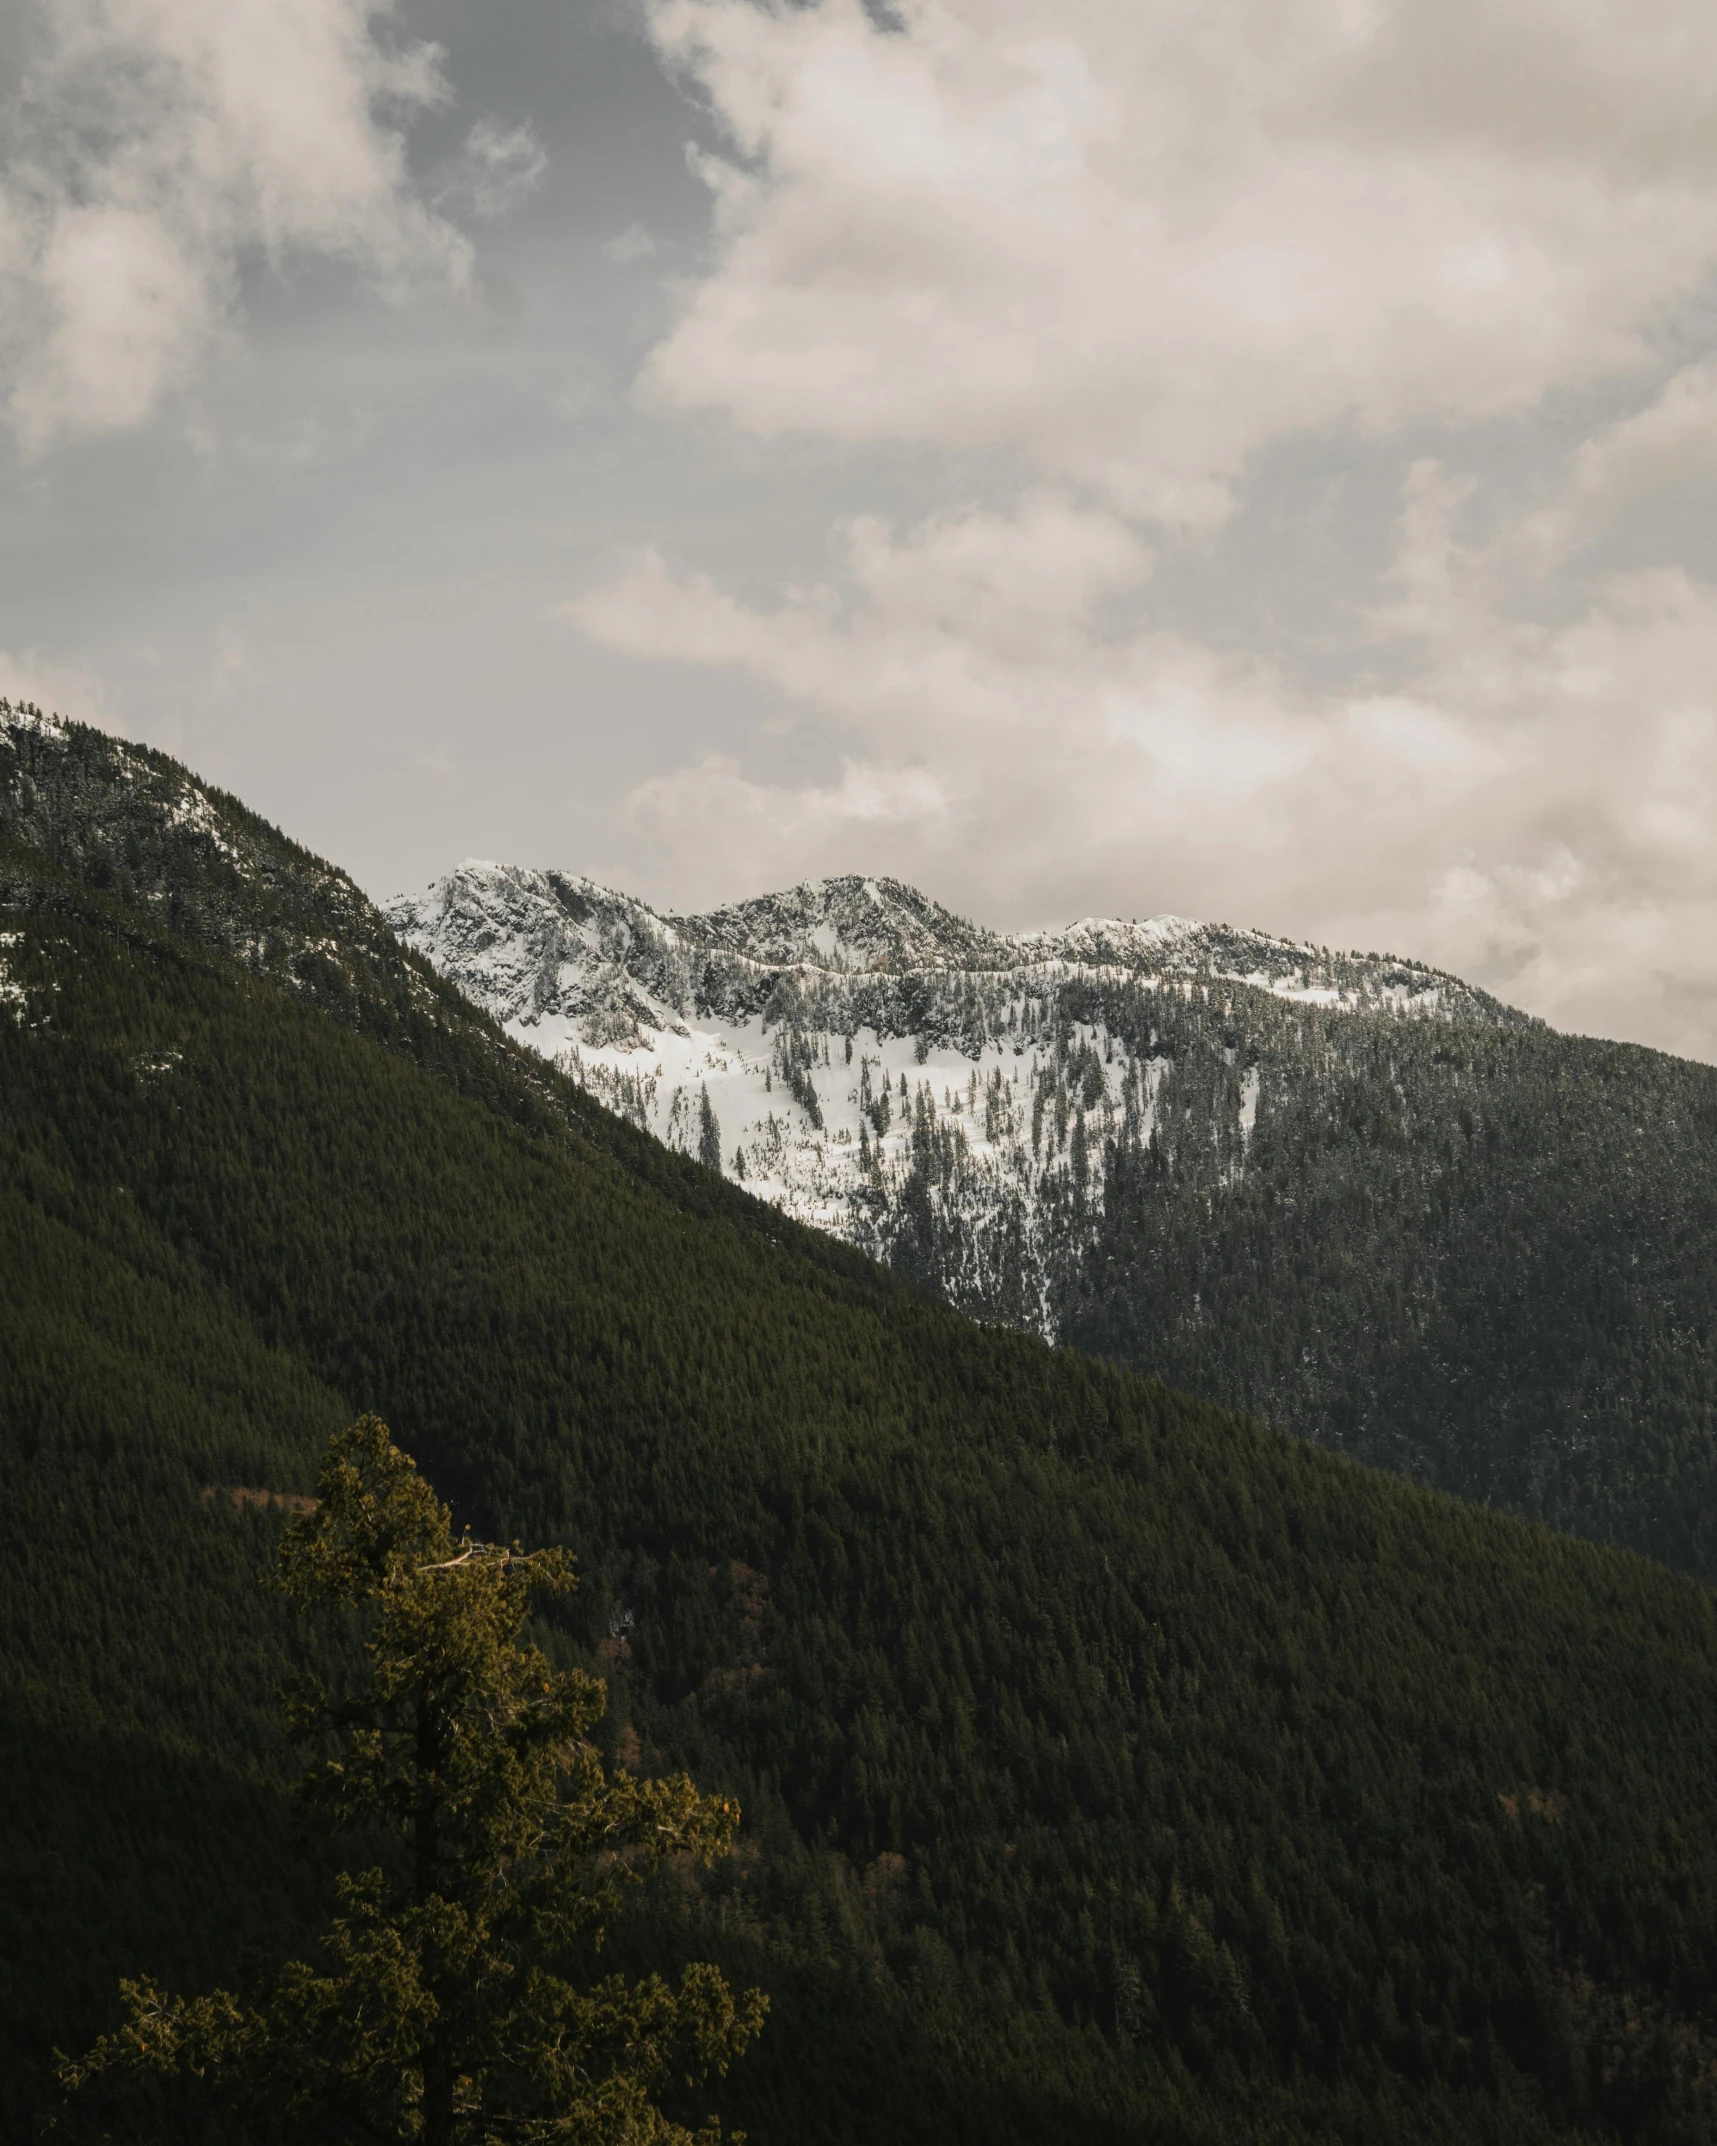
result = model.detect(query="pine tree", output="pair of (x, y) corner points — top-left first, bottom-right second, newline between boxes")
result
(698, 1084), (722, 1174)
(61, 1416), (765, 2144)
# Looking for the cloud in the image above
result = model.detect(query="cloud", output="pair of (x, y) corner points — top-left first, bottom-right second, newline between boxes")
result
(642, 0), (1717, 524)
(1497, 358), (1717, 580)
(446, 119), (548, 221)
(0, 646), (113, 727)
(603, 223), (660, 265)
(575, 484), (1717, 1059)
(0, 0), (471, 445)
(567, 0), (1717, 1060)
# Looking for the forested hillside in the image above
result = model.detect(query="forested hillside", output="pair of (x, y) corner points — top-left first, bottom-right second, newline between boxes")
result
(7, 703), (1717, 2142)
(395, 861), (1717, 1582)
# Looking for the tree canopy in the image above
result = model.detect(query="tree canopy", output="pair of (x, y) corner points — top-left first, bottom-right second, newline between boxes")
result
(61, 1416), (766, 2144)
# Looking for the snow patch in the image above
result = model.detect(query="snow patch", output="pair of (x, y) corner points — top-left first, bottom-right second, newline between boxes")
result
(0, 701), (67, 741)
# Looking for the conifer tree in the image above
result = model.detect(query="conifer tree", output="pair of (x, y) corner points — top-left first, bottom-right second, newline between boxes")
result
(697, 1084), (722, 1173)
(61, 1415), (765, 2144)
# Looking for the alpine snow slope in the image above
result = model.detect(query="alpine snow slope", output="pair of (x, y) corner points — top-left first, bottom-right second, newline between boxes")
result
(391, 863), (1717, 1581)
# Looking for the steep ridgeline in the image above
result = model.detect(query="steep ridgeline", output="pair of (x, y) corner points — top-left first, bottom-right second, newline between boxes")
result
(383, 862), (1513, 1235)
(392, 861), (1717, 1580)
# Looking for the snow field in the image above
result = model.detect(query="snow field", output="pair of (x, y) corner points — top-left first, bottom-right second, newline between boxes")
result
(512, 1000), (1254, 1242)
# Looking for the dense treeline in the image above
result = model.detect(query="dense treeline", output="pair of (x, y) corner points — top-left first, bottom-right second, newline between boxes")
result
(1063, 984), (1717, 1570)
(5, 708), (1717, 2140)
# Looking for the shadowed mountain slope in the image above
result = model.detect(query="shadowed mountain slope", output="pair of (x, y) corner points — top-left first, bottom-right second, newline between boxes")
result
(6, 705), (1717, 2142)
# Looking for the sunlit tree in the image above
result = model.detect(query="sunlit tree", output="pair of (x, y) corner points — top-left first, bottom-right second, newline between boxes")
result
(62, 1415), (765, 2143)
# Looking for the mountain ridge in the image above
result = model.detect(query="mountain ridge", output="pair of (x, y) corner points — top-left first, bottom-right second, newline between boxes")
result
(390, 859), (1528, 1026)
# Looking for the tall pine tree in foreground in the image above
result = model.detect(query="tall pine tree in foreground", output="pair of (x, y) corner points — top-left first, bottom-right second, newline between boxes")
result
(61, 1416), (765, 2143)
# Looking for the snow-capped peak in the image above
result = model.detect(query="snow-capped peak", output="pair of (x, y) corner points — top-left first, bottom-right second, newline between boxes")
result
(388, 863), (1522, 1040)
(386, 859), (1536, 1327)
(666, 872), (1008, 975)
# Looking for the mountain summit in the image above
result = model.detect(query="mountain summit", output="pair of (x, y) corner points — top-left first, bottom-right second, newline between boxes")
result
(384, 860), (1530, 1252)
(389, 862), (1519, 1026)
(673, 872), (1010, 972)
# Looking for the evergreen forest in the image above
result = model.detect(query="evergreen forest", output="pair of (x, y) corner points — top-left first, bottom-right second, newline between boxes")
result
(6, 705), (1717, 2142)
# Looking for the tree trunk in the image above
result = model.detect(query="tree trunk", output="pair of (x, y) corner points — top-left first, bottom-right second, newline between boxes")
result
(416, 1692), (453, 2144)
(423, 2052), (455, 2146)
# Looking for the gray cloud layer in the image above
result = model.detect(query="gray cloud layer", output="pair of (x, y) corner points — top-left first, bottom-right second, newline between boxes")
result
(5, 0), (1717, 1060)
(582, 0), (1717, 1059)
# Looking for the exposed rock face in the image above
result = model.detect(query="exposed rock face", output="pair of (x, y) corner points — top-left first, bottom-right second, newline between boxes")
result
(670, 874), (1014, 975)
(387, 863), (1519, 1047)
(386, 864), (700, 1048)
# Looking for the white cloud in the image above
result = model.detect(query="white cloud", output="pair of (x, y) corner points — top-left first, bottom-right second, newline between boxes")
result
(575, 485), (1717, 1058)
(563, 0), (1717, 1059)
(643, 0), (1717, 524)
(0, 0), (470, 444)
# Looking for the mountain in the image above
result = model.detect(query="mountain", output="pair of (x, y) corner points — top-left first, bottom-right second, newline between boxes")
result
(10, 705), (1717, 2143)
(382, 861), (1524, 1277)
(389, 860), (1717, 1582)
(385, 862), (1512, 1040)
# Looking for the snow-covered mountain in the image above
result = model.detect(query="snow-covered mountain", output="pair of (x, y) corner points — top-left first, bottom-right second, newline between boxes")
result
(389, 864), (1510, 1024)
(386, 864), (1529, 1306)
(380, 858), (1717, 1578)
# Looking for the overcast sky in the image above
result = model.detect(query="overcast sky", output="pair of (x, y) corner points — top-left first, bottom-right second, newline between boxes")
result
(5, 0), (1717, 1058)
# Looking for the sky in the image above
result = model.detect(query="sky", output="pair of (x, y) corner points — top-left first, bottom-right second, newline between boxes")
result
(5, 1), (1717, 1059)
